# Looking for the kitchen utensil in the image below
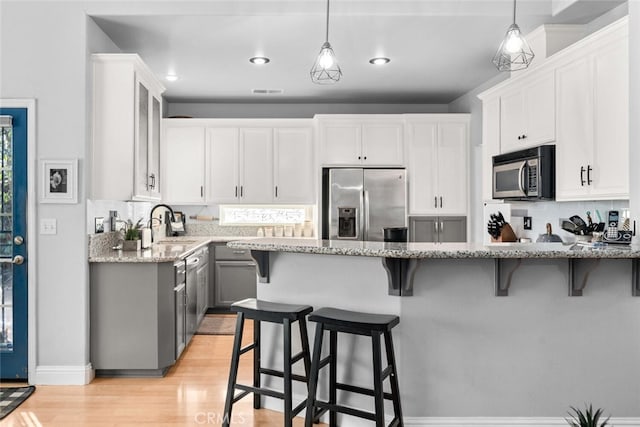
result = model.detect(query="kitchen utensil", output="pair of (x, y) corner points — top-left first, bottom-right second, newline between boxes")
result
(536, 223), (563, 243)
(569, 215), (588, 235)
(500, 223), (517, 242)
(561, 220), (578, 234)
(586, 211), (593, 227)
(595, 210), (603, 223)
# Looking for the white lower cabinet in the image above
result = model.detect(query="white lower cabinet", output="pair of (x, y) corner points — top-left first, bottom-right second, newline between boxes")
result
(555, 19), (628, 201)
(406, 115), (469, 216)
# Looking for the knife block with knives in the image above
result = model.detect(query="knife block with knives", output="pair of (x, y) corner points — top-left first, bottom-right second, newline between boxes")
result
(487, 212), (517, 242)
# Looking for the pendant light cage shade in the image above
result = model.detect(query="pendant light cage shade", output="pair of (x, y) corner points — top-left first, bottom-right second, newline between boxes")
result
(492, 23), (535, 71)
(310, 42), (343, 84)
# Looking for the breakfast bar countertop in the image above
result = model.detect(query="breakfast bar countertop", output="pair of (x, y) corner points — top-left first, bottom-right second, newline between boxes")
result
(226, 238), (640, 259)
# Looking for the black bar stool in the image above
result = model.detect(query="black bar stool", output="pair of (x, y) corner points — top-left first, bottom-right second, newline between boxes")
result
(304, 307), (403, 427)
(223, 298), (313, 427)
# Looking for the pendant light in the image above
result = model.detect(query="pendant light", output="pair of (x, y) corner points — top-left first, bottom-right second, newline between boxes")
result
(310, 0), (342, 84)
(492, 0), (534, 72)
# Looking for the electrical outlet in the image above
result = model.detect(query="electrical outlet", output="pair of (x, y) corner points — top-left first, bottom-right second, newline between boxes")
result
(523, 216), (532, 230)
(40, 218), (57, 235)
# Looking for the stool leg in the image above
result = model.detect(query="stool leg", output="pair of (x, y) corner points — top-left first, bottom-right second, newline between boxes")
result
(329, 330), (337, 427)
(372, 331), (385, 427)
(223, 312), (245, 427)
(253, 319), (261, 409)
(384, 331), (404, 426)
(283, 318), (293, 427)
(304, 323), (325, 427)
(299, 317), (312, 385)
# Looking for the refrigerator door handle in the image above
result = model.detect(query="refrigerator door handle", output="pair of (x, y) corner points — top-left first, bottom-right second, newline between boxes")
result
(363, 190), (370, 241)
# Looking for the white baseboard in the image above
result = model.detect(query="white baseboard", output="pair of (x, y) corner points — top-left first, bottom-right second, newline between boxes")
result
(404, 417), (640, 427)
(34, 364), (94, 385)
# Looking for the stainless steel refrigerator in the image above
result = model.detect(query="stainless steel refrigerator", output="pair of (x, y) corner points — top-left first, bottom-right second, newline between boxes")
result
(322, 168), (407, 241)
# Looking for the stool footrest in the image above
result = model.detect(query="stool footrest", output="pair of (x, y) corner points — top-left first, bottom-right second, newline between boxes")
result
(335, 382), (394, 400)
(235, 384), (284, 400)
(314, 400), (376, 421)
(239, 342), (257, 355)
(318, 355), (331, 369)
(231, 390), (251, 404)
(291, 351), (306, 364)
(292, 399), (308, 417)
(381, 365), (392, 380)
(388, 417), (401, 427)
(259, 367), (308, 383)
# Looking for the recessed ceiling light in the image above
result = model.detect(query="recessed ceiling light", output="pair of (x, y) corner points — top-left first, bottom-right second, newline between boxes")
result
(249, 57), (270, 65)
(369, 57), (391, 65)
(165, 74), (179, 82)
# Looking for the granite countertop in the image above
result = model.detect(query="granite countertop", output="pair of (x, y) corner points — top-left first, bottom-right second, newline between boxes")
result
(89, 235), (257, 263)
(227, 238), (640, 259)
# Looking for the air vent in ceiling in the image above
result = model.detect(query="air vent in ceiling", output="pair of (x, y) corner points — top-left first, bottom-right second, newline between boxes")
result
(252, 89), (284, 95)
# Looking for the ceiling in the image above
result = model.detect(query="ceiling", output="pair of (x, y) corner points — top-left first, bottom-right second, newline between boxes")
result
(91, 0), (626, 104)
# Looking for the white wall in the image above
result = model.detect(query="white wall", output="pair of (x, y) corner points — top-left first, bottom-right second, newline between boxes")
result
(166, 102), (448, 118)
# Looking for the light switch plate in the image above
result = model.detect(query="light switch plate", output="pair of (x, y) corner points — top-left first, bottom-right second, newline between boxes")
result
(40, 218), (57, 235)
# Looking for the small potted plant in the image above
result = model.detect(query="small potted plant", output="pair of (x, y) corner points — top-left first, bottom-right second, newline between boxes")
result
(566, 404), (610, 427)
(122, 218), (143, 251)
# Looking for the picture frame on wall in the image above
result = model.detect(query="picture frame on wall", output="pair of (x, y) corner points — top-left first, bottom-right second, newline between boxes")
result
(41, 158), (78, 204)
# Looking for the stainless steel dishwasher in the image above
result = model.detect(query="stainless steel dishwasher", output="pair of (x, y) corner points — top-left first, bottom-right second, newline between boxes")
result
(185, 252), (201, 344)
(174, 260), (187, 360)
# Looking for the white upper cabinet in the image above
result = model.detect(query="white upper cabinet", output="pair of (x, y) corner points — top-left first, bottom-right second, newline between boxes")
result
(203, 120), (314, 204)
(239, 128), (274, 204)
(317, 115), (404, 166)
(92, 54), (165, 201)
(208, 127), (240, 204)
(162, 124), (206, 204)
(273, 127), (315, 203)
(555, 18), (628, 201)
(479, 16), (629, 202)
(406, 115), (469, 215)
(500, 70), (555, 153)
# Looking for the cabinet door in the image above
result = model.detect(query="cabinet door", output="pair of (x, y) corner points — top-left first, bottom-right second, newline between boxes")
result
(555, 58), (593, 200)
(196, 263), (208, 323)
(240, 128), (274, 203)
(149, 95), (162, 199)
(320, 122), (361, 165)
(482, 97), (500, 200)
(437, 122), (468, 215)
(214, 262), (257, 307)
(134, 80), (150, 198)
(590, 37), (629, 199)
(524, 72), (555, 146)
(208, 128), (240, 203)
(439, 216), (467, 242)
(361, 122), (404, 165)
(407, 121), (438, 214)
(274, 127), (315, 203)
(409, 217), (437, 242)
(163, 126), (206, 204)
(499, 88), (525, 153)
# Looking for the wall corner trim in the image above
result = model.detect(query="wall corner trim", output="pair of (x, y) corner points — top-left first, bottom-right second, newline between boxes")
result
(34, 364), (94, 385)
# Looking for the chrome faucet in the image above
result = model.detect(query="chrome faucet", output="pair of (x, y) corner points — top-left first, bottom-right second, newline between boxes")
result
(149, 204), (177, 242)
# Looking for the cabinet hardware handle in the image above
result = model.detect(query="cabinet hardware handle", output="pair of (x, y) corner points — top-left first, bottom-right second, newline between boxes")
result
(364, 156), (367, 160)
(580, 166), (586, 186)
(587, 165), (592, 185)
(149, 173), (156, 190)
(240, 186), (244, 197)
(440, 196), (443, 208)
(235, 186), (238, 197)
(434, 221), (438, 233)
(522, 134), (527, 139)
(232, 250), (246, 255)
(440, 221), (444, 232)
(200, 186), (204, 197)
(358, 156), (361, 160)
(434, 197), (438, 208)
(275, 186), (278, 198)
(517, 135), (521, 140)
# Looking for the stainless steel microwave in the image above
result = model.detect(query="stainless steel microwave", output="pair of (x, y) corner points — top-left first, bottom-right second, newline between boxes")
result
(492, 145), (555, 200)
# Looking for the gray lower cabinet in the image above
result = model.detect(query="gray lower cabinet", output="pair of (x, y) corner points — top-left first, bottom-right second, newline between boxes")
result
(214, 245), (257, 307)
(410, 216), (467, 242)
(196, 247), (209, 324)
(90, 262), (176, 376)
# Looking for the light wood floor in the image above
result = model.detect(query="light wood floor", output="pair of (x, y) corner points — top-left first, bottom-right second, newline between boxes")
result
(1, 321), (323, 426)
